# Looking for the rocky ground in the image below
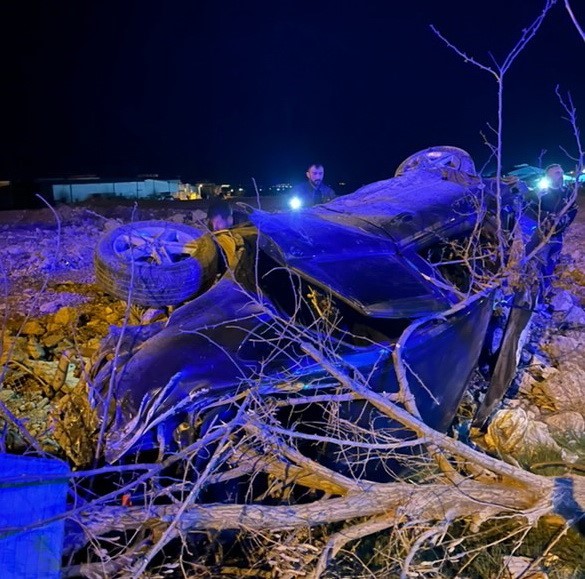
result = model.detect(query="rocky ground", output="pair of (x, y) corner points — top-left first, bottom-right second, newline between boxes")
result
(0, 202), (207, 465)
(1, 198), (585, 474)
(476, 198), (585, 470)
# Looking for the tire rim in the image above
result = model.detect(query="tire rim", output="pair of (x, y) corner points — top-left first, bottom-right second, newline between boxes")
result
(112, 225), (202, 265)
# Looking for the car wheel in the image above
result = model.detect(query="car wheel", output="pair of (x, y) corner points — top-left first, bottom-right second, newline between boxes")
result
(395, 146), (477, 176)
(95, 220), (218, 307)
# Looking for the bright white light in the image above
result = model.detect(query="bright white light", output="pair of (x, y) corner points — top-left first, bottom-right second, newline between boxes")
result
(538, 176), (551, 190)
(289, 196), (303, 210)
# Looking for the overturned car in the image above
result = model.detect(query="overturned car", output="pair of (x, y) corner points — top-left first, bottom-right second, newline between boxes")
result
(90, 146), (571, 486)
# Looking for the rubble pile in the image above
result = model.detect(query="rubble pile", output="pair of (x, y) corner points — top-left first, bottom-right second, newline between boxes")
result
(479, 206), (585, 468)
(0, 205), (189, 463)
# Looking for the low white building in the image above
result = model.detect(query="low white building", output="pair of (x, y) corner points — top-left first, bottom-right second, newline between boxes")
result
(52, 178), (180, 203)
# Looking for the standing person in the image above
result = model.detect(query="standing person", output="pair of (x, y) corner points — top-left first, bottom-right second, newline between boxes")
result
(537, 163), (573, 214)
(534, 163), (577, 282)
(290, 163), (336, 208)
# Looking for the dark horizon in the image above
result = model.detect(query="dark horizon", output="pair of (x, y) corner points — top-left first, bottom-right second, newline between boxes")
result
(1, 1), (583, 188)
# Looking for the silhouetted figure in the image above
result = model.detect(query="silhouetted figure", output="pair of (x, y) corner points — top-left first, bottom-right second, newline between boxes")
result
(532, 164), (577, 280)
(207, 198), (234, 231)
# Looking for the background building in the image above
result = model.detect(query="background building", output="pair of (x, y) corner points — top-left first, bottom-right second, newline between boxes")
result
(51, 177), (181, 203)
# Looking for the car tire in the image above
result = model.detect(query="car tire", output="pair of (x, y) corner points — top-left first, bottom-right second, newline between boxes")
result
(95, 220), (218, 307)
(395, 146), (477, 176)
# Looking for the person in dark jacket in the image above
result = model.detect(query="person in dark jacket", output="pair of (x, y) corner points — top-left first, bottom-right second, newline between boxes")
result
(290, 163), (336, 208)
(532, 163), (577, 283)
(537, 163), (574, 214)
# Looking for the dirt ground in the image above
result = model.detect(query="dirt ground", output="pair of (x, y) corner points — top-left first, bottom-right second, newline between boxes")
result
(0, 202), (206, 463)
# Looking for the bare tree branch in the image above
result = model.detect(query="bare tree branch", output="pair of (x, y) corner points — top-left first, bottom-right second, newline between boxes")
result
(564, 0), (585, 40)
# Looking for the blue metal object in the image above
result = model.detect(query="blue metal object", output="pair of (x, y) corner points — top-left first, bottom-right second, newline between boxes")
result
(0, 454), (69, 579)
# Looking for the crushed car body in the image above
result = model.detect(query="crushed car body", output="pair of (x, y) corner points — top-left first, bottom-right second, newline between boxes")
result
(91, 146), (570, 480)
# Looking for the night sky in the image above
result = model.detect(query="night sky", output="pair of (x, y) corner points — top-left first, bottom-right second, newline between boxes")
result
(1, 1), (583, 188)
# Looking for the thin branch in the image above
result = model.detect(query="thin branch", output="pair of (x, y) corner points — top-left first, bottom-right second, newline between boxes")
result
(311, 515), (396, 579)
(564, 0), (585, 40)
(429, 25), (498, 79)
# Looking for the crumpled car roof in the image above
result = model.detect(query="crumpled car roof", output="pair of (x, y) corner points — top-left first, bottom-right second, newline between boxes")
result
(314, 167), (481, 244)
(249, 168), (477, 318)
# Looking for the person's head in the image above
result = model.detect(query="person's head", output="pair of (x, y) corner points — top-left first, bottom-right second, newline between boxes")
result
(207, 198), (233, 231)
(306, 163), (325, 188)
(545, 163), (564, 189)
